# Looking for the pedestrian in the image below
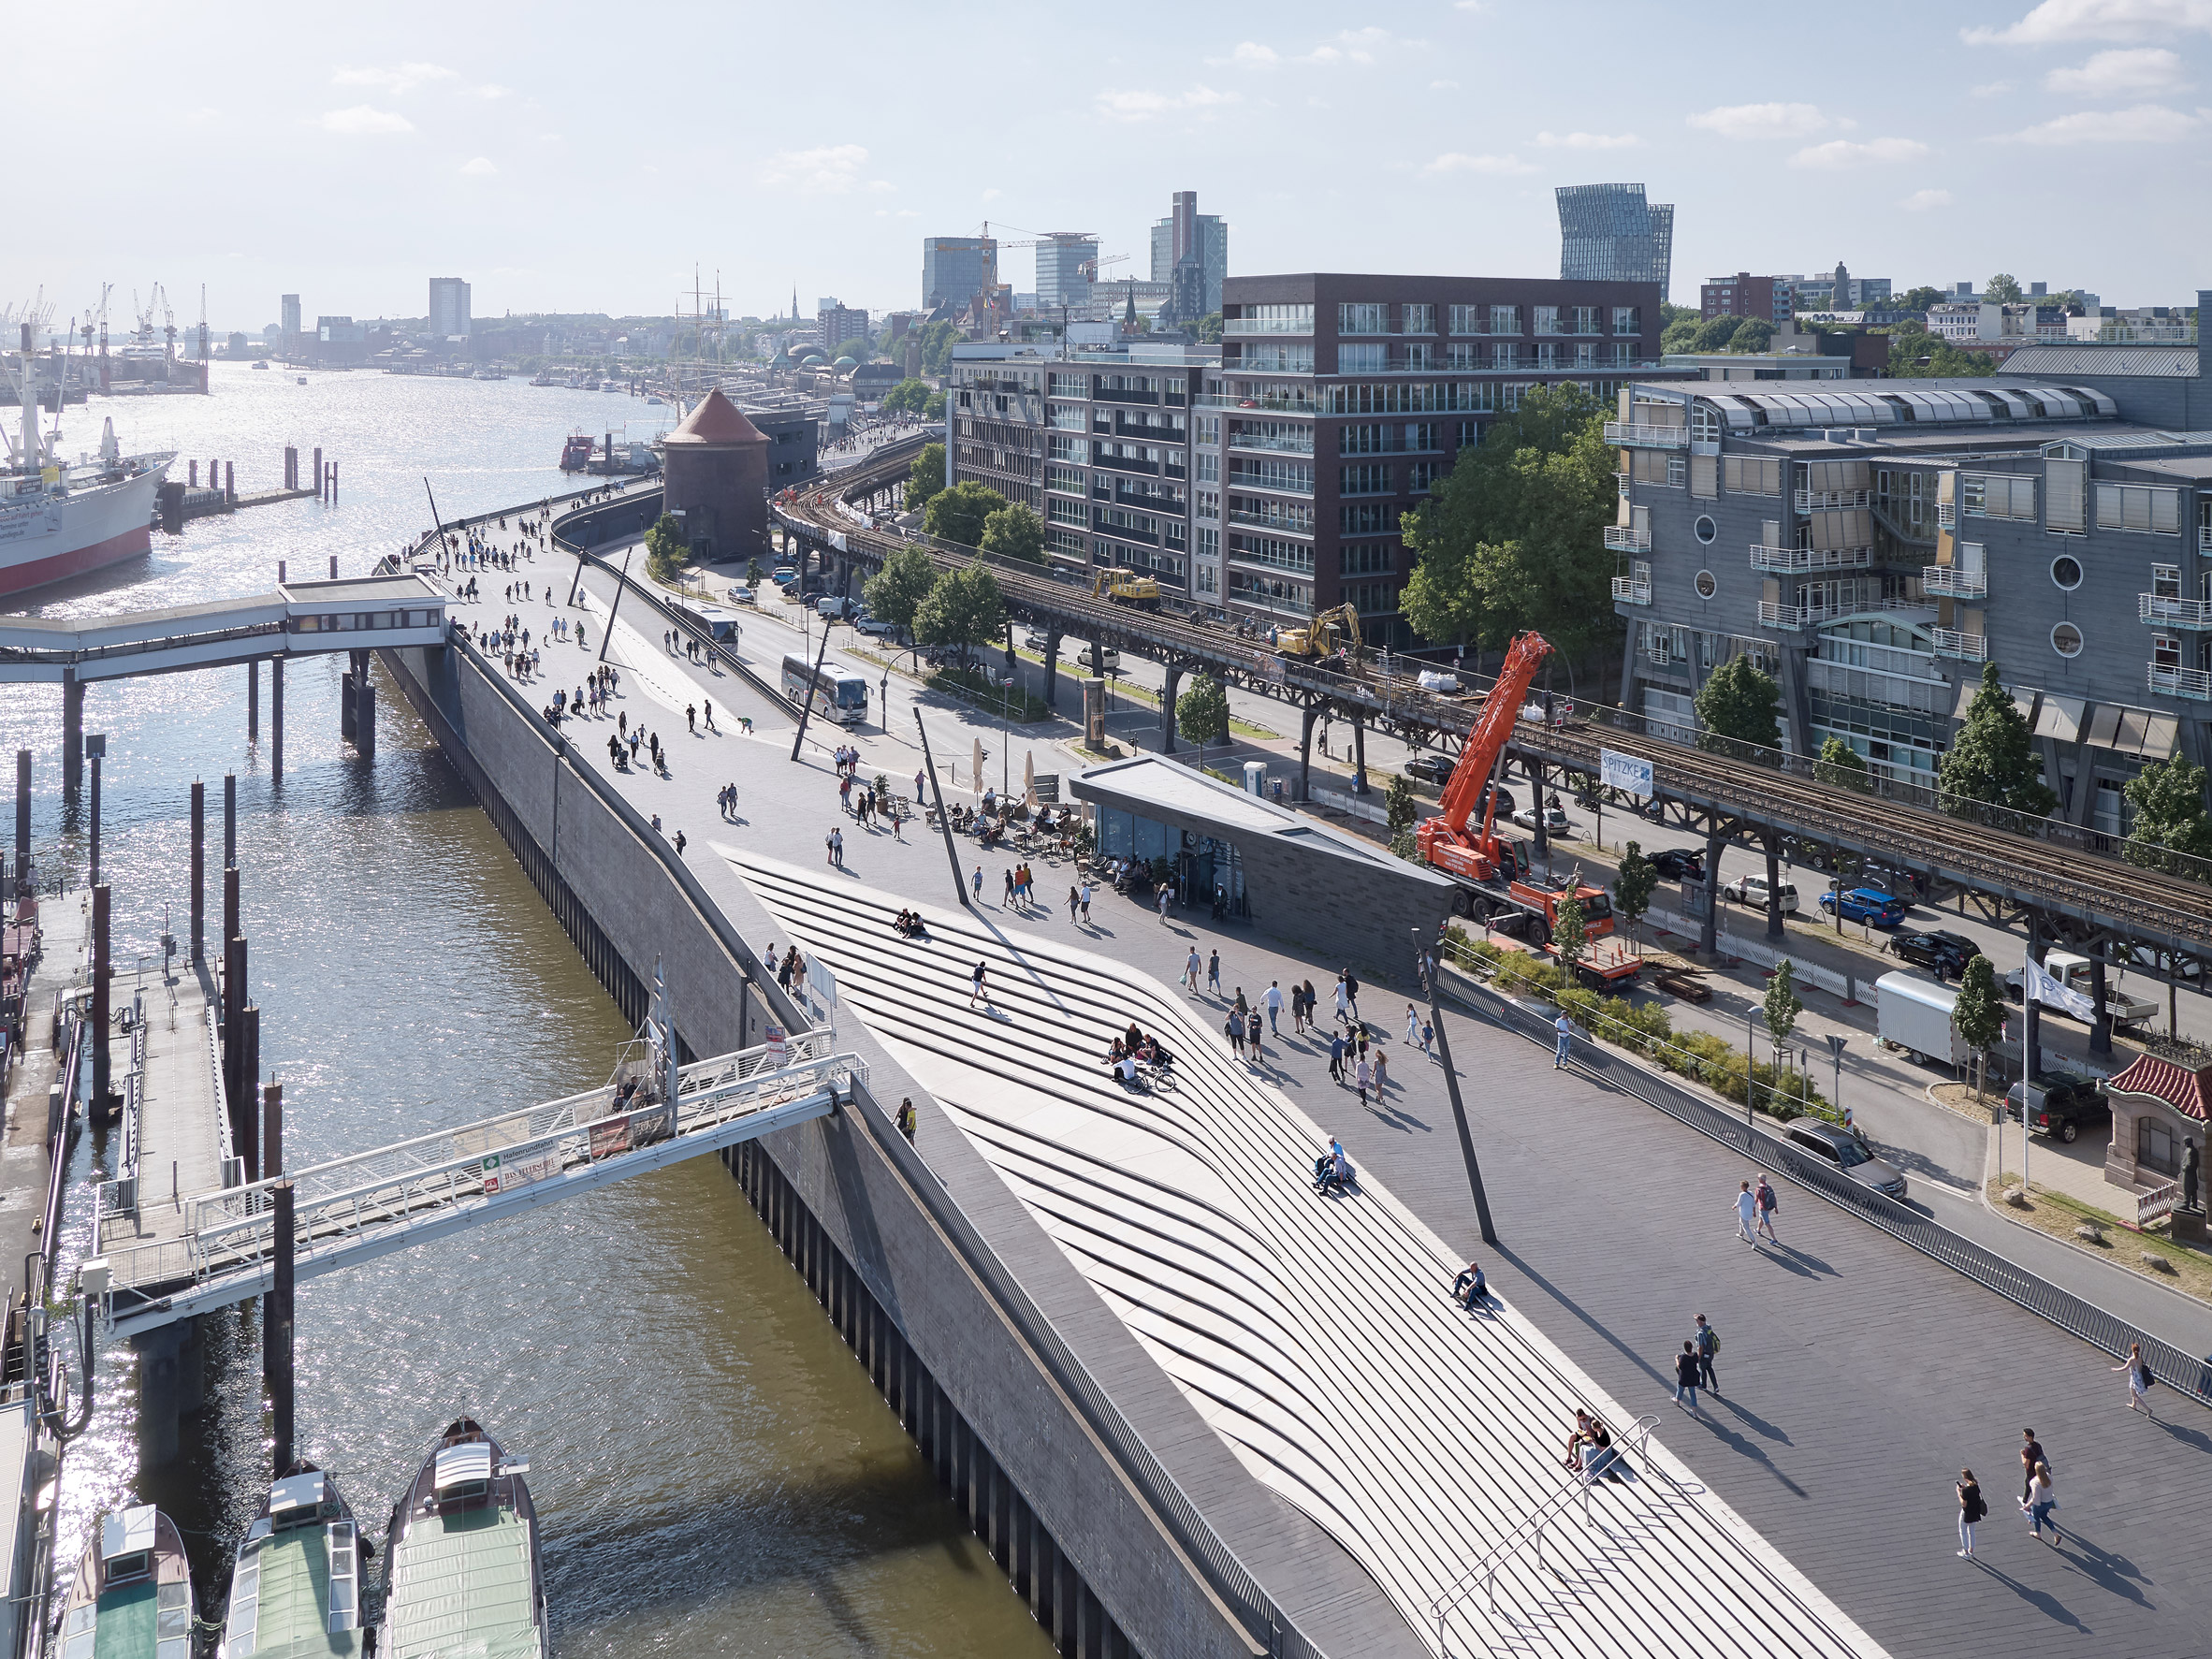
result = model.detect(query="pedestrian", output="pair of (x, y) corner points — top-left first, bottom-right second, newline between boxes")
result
(673, 829), (687, 856)
(1754, 1174), (1782, 1243)
(1247, 1009), (1262, 1064)
(897, 1098), (918, 1142)
(2112, 1342), (2157, 1416)
(1333, 975), (1349, 1027)
(1080, 881), (1093, 923)
(1265, 981), (1284, 1033)
(1553, 1010), (1572, 1070)
(1344, 968), (1361, 1024)
(1183, 948), (1202, 992)
(2021, 1463), (2059, 1544)
(970, 962), (991, 1010)
(687, 704), (696, 734)
(833, 827), (844, 866)
(1420, 1015), (1435, 1061)
(1157, 885), (1171, 924)
(1734, 1180), (1759, 1244)
(1405, 1004), (1421, 1048)
(1355, 1055), (1371, 1106)
(1329, 1029), (1346, 1084)
(1004, 868), (1017, 906)
(2018, 1429), (2045, 1505)
(1226, 1009), (1244, 1059)
(973, 866), (984, 901)
(1372, 1046), (1388, 1095)
(703, 699), (714, 732)
(1693, 1315), (1719, 1392)
(1957, 1469), (1985, 1559)
(1068, 884), (1080, 924)
(1672, 1341), (1702, 1413)
(1207, 950), (1221, 995)
(1302, 980), (1318, 1035)
(826, 829), (837, 866)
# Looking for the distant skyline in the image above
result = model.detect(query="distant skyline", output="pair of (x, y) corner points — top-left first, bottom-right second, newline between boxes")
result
(11, 0), (2210, 334)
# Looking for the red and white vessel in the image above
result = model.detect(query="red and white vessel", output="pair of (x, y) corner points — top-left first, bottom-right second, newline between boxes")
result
(2, 325), (172, 600)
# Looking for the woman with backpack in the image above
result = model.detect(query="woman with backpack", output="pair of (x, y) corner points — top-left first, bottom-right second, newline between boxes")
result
(1956, 1469), (1985, 1558)
(2112, 1341), (2157, 1416)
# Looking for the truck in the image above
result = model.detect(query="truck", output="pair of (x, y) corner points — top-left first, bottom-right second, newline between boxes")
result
(2002, 951), (2158, 1029)
(1874, 971), (1973, 1070)
(1416, 631), (1550, 892)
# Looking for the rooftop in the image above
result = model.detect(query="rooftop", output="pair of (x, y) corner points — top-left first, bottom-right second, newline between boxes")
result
(664, 387), (767, 447)
(384, 1506), (538, 1659)
(2001, 342), (2205, 378)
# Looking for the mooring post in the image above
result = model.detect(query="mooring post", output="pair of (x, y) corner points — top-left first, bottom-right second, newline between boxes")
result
(62, 668), (82, 795)
(223, 863), (239, 954)
(91, 884), (112, 1105)
(269, 1181), (297, 1477)
(223, 934), (245, 1108)
(341, 668), (357, 742)
(261, 1080), (283, 1180)
(223, 773), (237, 873)
(189, 780), (204, 963)
(270, 661), (284, 782)
(312, 448), (321, 503)
(357, 676), (376, 762)
(87, 748), (102, 889)
(247, 660), (259, 742)
(239, 1006), (260, 1180)
(12, 750), (27, 895)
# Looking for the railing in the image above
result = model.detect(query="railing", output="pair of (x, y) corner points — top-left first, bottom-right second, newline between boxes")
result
(1920, 564), (1986, 597)
(2199, 524), (2212, 554)
(1610, 577), (1652, 606)
(1930, 627), (1987, 661)
(1751, 545), (1869, 572)
(1224, 471), (1314, 498)
(1224, 431), (1315, 456)
(1938, 502), (1957, 530)
(1604, 421), (1688, 448)
(1794, 488), (1871, 512)
(2149, 662), (2212, 701)
(1221, 316), (1315, 336)
(1603, 526), (1649, 552)
(2139, 593), (2212, 629)
(1193, 393), (1320, 415)
(1227, 509), (1316, 536)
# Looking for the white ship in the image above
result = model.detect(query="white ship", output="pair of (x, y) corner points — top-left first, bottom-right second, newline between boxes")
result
(3, 326), (172, 599)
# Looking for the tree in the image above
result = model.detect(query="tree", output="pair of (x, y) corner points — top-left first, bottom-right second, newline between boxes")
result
(1882, 323), (1997, 379)
(980, 502), (1045, 564)
(1984, 273), (2023, 304)
(1814, 735), (1871, 792)
(2122, 757), (2212, 878)
(1661, 315), (1700, 355)
(911, 565), (1004, 670)
(1195, 312), (1223, 343)
(882, 376), (931, 415)
(1386, 774), (1418, 835)
(1614, 840), (1657, 953)
(1553, 890), (1587, 975)
(644, 512), (688, 583)
(1176, 675), (1229, 745)
(914, 319), (962, 376)
(1725, 317), (1774, 353)
(1951, 953), (2006, 1108)
(906, 443), (947, 512)
(924, 390), (946, 420)
(1695, 655), (1782, 761)
(831, 336), (870, 363)
(1691, 314), (1748, 353)
(1658, 300), (1699, 330)
(862, 547), (937, 640)
(1761, 958), (1803, 1113)
(1399, 385), (1616, 658)
(1940, 661), (2058, 820)
(924, 480), (1009, 547)
(1894, 285), (1946, 315)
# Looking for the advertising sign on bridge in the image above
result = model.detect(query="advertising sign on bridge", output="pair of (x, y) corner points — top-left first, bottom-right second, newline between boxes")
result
(1600, 748), (1655, 799)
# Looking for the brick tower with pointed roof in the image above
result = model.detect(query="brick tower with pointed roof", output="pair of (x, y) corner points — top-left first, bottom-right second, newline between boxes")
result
(662, 387), (771, 561)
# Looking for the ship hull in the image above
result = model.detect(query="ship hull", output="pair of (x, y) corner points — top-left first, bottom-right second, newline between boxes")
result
(0, 465), (166, 600)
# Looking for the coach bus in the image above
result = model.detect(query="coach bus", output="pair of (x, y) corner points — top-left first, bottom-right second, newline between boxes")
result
(782, 652), (870, 726)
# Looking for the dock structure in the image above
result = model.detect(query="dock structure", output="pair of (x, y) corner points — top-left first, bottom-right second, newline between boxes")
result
(95, 960), (233, 1269)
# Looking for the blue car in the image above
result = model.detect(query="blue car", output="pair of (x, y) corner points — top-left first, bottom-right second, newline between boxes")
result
(1820, 886), (1906, 927)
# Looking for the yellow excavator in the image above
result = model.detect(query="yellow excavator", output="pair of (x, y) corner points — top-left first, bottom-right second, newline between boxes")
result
(1091, 567), (1161, 607)
(1275, 603), (1362, 659)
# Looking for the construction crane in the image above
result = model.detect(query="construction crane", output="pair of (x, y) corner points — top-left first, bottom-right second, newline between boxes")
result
(1417, 632), (1551, 886)
(157, 284), (176, 358)
(1077, 253), (1129, 284)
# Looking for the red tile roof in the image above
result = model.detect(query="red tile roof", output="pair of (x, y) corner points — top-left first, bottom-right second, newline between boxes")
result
(664, 387), (767, 446)
(2103, 1053), (2212, 1121)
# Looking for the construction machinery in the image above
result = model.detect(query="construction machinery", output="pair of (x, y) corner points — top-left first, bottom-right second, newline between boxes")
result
(1091, 566), (1161, 607)
(1275, 603), (1361, 660)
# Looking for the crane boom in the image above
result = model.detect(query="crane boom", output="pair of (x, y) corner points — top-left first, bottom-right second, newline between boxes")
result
(1416, 632), (1551, 883)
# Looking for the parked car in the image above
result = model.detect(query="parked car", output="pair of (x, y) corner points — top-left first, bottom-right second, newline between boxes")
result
(2004, 1073), (2110, 1143)
(1647, 847), (1704, 881)
(817, 595), (860, 619)
(726, 584), (757, 605)
(1783, 1116), (1908, 1201)
(1404, 753), (1456, 785)
(1022, 627), (1052, 651)
(1511, 802), (1570, 835)
(1722, 873), (1799, 913)
(854, 616), (899, 640)
(1888, 930), (1980, 980)
(1818, 887), (1907, 928)
(771, 565), (798, 586)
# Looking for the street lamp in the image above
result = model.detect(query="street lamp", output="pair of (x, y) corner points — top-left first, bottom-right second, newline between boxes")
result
(1826, 1033), (1848, 1128)
(1001, 675), (1015, 794)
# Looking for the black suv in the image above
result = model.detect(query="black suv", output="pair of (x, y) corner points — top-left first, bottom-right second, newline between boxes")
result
(2005, 1073), (2108, 1143)
(1404, 753), (1456, 785)
(1889, 929), (1980, 980)
(1646, 847), (1704, 880)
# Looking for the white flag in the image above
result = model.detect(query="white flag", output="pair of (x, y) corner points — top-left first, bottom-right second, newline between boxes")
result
(2025, 952), (2096, 1021)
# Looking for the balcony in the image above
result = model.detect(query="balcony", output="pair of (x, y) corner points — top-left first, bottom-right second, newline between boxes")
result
(1225, 469), (1314, 499)
(1092, 452), (1159, 478)
(1795, 488), (1872, 512)
(1092, 386), (1160, 407)
(2149, 662), (2212, 700)
(1604, 525), (1650, 552)
(1223, 316), (1315, 336)
(1612, 575), (1652, 605)
(1751, 544), (1870, 573)
(2200, 524), (2212, 553)
(1930, 627), (1987, 662)
(1605, 421), (1690, 448)
(1227, 430), (1315, 456)
(1194, 393), (1318, 415)
(1937, 502), (1957, 530)
(1921, 564), (1987, 598)
(2140, 592), (2212, 630)
(1229, 508), (1316, 536)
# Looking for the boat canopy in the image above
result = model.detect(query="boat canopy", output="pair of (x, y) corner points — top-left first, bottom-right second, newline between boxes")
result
(434, 1442), (494, 1493)
(102, 1506), (158, 1562)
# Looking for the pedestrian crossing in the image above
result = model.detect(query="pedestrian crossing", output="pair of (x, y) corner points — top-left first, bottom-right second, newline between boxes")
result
(731, 852), (1885, 1659)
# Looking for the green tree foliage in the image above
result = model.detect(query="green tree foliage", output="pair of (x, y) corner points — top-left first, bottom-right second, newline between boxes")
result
(1725, 317), (1774, 353)
(1694, 655), (1782, 761)
(2122, 757), (2212, 877)
(1984, 273), (2023, 304)
(831, 337), (870, 363)
(1659, 300), (1699, 330)
(1552, 890), (1587, 973)
(1951, 953), (2006, 1104)
(1399, 385), (1615, 657)
(911, 565), (1004, 670)
(905, 442), (947, 512)
(1661, 315), (1699, 354)
(1691, 313), (1748, 353)
(924, 480), (1009, 547)
(862, 547), (938, 639)
(1613, 840), (1657, 950)
(1763, 959), (1802, 1051)
(882, 376), (932, 415)
(1195, 312), (1224, 343)
(1940, 661), (2057, 819)
(1883, 323), (1997, 378)
(1814, 735), (1871, 791)
(1175, 676), (1230, 749)
(924, 390), (946, 420)
(979, 502), (1045, 564)
(1385, 774), (1419, 835)
(1893, 285), (1946, 314)
(644, 513), (688, 583)
(912, 320), (962, 376)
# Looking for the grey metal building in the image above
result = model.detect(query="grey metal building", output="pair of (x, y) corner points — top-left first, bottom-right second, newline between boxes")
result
(923, 237), (997, 311)
(1556, 184), (1674, 298)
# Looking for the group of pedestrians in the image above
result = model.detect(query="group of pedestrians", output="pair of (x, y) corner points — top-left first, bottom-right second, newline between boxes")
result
(1000, 863), (1041, 908)
(1730, 1176), (1783, 1244)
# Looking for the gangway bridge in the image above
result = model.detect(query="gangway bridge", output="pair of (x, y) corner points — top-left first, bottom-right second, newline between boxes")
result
(89, 1026), (862, 1342)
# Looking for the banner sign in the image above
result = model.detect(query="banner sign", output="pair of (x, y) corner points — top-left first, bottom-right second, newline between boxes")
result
(1600, 749), (1654, 798)
(481, 1143), (562, 1196)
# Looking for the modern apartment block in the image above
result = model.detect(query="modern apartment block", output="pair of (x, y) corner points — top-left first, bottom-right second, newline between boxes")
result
(947, 341), (1213, 590)
(280, 294), (301, 345)
(818, 300), (869, 355)
(1608, 302), (2212, 836)
(1149, 190), (1228, 321)
(1556, 184), (1673, 298)
(1204, 273), (1687, 642)
(429, 277), (471, 339)
(923, 237), (997, 311)
(1036, 233), (1100, 313)
(1700, 274), (1794, 327)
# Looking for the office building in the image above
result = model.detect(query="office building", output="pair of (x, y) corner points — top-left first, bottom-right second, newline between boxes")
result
(429, 277), (471, 339)
(1149, 191), (1228, 321)
(1036, 233), (1100, 313)
(818, 300), (869, 357)
(1556, 184), (1673, 298)
(924, 236), (997, 311)
(280, 294), (301, 345)
(1699, 274), (1794, 327)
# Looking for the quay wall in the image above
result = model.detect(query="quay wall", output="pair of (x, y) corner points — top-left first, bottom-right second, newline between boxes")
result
(380, 635), (1272, 1659)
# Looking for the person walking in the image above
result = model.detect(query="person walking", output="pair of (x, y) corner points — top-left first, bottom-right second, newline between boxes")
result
(2017, 1430), (2045, 1505)
(673, 830), (687, 856)
(1693, 1315), (1719, 1393)
(1004, 868), (1017, 906)
(1956, 1470), (1985, 1559)
(1672, 1341), (1702, 1413)
(1754, 1174), (1782, 1243)
(970, 962), (991, 1011)
(1226, 1009), (1245, 1060)
(1207, 950), (1222, 997)
(825, 828), (838, 867)
(1333, 975), (1350, 1028)
(2113, 1342), (2157, 1416)
(1405, 1004), (1421, 1048)
(1329, 1028), (1346, 1084)
(972, 866), (984, 901)
(1183, 948), (1202, 993)
(687, 704), (697, 735)
(1343, 968), (1361, 1025)
(1080, 881), (1093, 923)
(833, 828), (844, 867)
(896, 1098), (918, 1143)
(1553, 1010), (1573, 1070)
(1068, 884), (1081, 924)
(1355, 1055), (1371, 1107)
(1157, 885), (1172, 924)
(1264, 982), (1285, 1034)
(2021, 1463), (2059, 1544)
(1734, 1180), (1760, 1244)
(1372, 1046), (1389, 1095)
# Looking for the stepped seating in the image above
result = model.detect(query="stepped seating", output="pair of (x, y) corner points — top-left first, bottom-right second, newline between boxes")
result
(734, 853), (1880, 1659)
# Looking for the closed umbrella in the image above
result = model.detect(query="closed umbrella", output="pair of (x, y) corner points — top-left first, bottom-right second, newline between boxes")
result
(1024, 750), (1037, 809)
(972, 737), (985, 798)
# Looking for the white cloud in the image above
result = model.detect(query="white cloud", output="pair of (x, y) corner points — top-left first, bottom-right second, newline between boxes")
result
(1686, 101), (1834, 139)
(319, 105), (415, 135)
(1902, 187), (1954, 211)
(1093, 84), (1238, 122)
(982, 187), (1002, 201)
(1789, 136), (1929, 167)
(1423, 151), (1537, 175)
(895, 209), (918, 218)
(1226, 41), (1278, 65)
(1963, 0), (2212, 44)
(1431, 78), (1460, 89)
(331, 62), (457, 95)
(866, 179), (895, 193)
(756, 143), (870, 191)
(475, 83), (513, 100)
(2045, 45), (2190, 92)
(1972, 79), (2017, 95)
(1535, 129), (1643, 149)
(2001, 100), (2206, 138)
(459, 155), (497, 176)
(183, 107), (221, 124)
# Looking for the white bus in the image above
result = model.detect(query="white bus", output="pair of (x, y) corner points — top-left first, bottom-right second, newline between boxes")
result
(782, 652), (869, 725)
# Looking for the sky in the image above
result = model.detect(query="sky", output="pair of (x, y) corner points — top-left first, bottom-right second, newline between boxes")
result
(11, 0), (2211, 335)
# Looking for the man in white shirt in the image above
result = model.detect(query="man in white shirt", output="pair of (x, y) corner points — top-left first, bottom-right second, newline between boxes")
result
(1263, 982), (1285, 1034)
(1553, 1011), (1572, 1070)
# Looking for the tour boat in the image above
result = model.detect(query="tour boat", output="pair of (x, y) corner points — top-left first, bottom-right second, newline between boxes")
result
(216, 1464), (368, 1659)
(379, 1418), (546, 1659)
(53, 1506), (194, 1659)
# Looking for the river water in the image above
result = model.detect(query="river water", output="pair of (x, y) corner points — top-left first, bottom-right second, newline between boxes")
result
(4, 363), (1051, 1656)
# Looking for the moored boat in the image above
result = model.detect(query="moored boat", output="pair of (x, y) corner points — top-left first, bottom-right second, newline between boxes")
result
(379, 1418), (546, 1659)
(217, 1464), (368, 1659)
(5, 331), (172, 600)
(54, 1506), (194, 1659)
(559, 431), (592, 471)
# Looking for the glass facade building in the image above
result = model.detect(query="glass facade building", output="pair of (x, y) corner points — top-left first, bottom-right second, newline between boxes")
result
(1555, 184), (1674, 299)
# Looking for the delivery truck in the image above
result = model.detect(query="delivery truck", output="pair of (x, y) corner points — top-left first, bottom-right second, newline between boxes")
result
(1875, 970), (1973, 1070)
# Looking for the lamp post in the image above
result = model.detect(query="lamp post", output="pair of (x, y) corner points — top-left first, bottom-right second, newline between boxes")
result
(1746, 1005), (1761, 1140)
(1827, 1033), (1848, 1129)
(1001, 676), (1014, 795)
(1418, 926), (1496, 1245)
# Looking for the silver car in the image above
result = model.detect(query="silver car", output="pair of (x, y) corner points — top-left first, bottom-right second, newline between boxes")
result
(1783, 1116), (1907, 1201)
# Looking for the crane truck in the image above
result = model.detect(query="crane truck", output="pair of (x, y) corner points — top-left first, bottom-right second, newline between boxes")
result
(1415, 631), (1640, 991)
